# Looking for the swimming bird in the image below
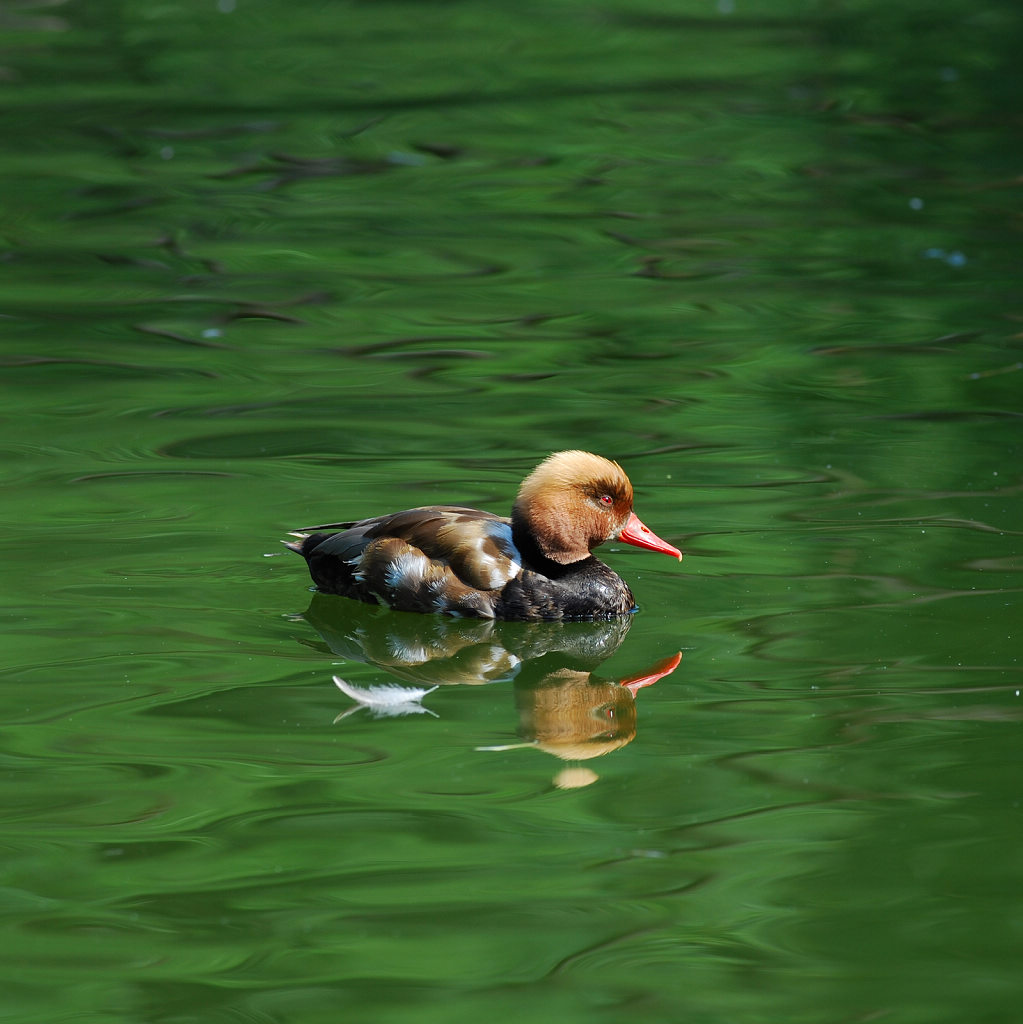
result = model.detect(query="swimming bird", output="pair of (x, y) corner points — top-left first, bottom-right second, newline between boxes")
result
(286, 450), (682, 621)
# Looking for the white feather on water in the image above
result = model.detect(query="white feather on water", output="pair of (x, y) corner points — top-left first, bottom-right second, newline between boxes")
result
(332, 675), (439, 720)
(475, 742), (538, 752)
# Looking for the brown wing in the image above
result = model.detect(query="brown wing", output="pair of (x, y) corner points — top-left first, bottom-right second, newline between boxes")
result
(295, 505), (523, 598)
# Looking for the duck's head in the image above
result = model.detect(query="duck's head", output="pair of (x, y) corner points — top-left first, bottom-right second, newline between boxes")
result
(512, 450), (683, 565)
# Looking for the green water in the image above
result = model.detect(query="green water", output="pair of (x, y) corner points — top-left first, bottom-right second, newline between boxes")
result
(2, 1), (1021, 1021)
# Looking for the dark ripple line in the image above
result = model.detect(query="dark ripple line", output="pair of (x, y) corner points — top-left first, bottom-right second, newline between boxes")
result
(18, 73), (782, 122)
(70, 470), (238, 483)
(871, 409), (1023, 421)
(548, 922), (666, 979)
(0, 357), (218, 378)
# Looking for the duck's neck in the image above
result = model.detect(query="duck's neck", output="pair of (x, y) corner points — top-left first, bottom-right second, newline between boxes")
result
(511, 510), (593, 573)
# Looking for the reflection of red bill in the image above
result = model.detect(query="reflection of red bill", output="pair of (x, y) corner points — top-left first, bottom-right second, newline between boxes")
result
(620, 651), (683, 697)
(618, 511), (683, 561)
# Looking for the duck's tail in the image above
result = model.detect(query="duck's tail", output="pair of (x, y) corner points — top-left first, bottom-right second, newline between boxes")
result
(282, 531), (311, 555)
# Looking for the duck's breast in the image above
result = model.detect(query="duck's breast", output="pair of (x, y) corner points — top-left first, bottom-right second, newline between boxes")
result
(494, 559), (636, 621)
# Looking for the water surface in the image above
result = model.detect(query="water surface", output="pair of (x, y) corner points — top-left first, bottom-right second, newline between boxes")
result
(1, 2), (1021, 1022)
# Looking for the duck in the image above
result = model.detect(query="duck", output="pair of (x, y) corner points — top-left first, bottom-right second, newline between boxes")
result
(285, 450), (682, 621)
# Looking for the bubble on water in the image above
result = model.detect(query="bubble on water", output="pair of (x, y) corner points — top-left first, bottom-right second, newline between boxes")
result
(922, 247), (966, 267)
(387, 151), (427, 166)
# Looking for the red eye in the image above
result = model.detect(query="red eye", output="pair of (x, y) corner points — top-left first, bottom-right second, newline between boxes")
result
(599, 494), (613, 506)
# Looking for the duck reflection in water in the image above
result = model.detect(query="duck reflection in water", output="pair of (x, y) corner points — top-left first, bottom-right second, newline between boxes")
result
(300, 594), (681, 785)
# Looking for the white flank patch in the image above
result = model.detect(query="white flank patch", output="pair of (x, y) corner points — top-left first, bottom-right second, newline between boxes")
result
(473, 549), (502, 589)
(479, 521), (522, 587)
(384, 551), (430, 591)
(332, 675), (438, 720)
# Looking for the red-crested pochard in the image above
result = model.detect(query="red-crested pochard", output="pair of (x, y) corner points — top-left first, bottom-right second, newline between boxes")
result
(286, 450), (682, 621)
